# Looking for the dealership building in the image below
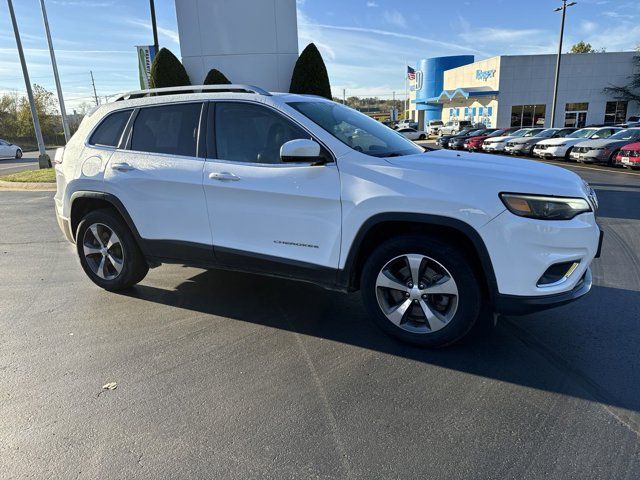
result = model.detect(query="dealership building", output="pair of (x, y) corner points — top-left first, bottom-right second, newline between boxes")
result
(410, 51), (639, 130)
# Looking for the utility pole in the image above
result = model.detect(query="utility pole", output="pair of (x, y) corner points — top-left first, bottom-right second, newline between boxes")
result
(149, 0), (159, 53)
(550, 0), (576, 128)
(342, 88), (346, 105)
(7, 0), (50, 168)
(90, 70), (99, 106)
(39, 0), (70, 143)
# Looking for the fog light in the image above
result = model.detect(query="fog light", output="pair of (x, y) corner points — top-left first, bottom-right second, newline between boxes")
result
(537, 261), (579, 287)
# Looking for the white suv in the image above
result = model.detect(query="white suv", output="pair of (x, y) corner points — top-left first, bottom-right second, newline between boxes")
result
(54, 85), (602, 347)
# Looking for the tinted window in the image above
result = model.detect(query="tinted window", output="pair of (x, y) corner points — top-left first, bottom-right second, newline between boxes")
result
(89, 109), (132, 147)
(131, 103), (201, 156)
(215, 102), (310, 164)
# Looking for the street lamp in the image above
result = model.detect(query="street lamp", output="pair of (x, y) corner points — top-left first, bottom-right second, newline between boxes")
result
(550, 0), (577, 128)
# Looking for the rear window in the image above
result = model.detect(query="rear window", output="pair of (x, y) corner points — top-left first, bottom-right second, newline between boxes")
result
(89, 109), (133, 147)
(131, 103), (202, 157)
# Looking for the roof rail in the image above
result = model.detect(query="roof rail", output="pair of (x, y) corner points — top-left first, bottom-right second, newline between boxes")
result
(113, 84), (271, 101)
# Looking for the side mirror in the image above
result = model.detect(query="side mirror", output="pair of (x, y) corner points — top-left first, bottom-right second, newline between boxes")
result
(280, 139), (324, 164)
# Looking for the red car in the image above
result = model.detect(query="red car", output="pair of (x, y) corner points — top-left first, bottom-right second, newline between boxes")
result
(464, 127), (520, 151)
(615, 141), (640, 169)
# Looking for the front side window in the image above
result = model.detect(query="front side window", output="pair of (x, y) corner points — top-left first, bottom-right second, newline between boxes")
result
(214, 102), (311, 164)
(131, 103), (202, 157)
(289, 101), (423, 158)
(89, 109), (133, 147)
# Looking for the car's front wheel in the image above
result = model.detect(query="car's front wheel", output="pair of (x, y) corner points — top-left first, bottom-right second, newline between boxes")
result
(76, 209), (148, 291)
(15, 149), (22, 159)
(361, 235), (482, 347)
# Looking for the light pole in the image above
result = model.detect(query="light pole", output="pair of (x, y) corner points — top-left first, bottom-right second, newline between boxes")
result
(550, 0), (576, 128)
(39, 0), (70, 143)
(149, 0), (159, 53)
(7, 0), (50, 168)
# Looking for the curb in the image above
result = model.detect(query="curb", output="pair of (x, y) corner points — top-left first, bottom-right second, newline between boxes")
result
(0, 180), (56, 191)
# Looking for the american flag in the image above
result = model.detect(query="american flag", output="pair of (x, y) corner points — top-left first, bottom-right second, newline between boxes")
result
(407, 66), (416, 81)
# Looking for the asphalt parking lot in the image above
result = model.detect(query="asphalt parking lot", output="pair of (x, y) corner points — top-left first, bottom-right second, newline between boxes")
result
(1, 158), (639, 478)
(0, 150), (56, 176)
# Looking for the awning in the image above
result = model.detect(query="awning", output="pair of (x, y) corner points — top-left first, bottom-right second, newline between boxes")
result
(419, 86), (499, 104)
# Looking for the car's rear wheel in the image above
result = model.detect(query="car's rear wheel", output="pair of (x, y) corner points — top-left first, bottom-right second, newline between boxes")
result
(361, 235), (482, 347)
(15, 149), (22, 159)
(419, 134), (426, 140)
(76, 209), (148, 291)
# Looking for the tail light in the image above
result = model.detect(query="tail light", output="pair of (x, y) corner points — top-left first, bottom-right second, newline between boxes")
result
(54, 147), (64, 165)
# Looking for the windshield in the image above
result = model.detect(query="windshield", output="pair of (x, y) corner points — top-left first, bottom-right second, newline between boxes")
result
(567, 128), (597, 139)
(288, 101), (423, 157)
(510, 129), (529, 138)
(487, 129), (505, 137)
(535, 129), (558, 138)
(523, 129), (544, 137)
(466, 129), (485, 136)
(609, 129), (640, 141)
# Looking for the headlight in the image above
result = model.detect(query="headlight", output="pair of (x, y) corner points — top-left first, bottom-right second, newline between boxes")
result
(500, 193), (592, 220)
(554, 143), (566, 147)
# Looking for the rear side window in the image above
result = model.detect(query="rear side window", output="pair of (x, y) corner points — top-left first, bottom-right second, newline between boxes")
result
(89, 109), (132, 147)
(131, 103), (202, 157)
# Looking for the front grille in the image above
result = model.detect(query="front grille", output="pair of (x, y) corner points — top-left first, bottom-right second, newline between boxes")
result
(534, 144), (547, 150)
(620, 149), (640, 157)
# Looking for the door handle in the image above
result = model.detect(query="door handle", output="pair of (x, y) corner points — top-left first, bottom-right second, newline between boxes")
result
(209, 171), (240, 182)
(111, 162), (135, 172)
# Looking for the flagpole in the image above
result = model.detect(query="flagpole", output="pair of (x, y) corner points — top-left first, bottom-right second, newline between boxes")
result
(404, 60), (408, 120)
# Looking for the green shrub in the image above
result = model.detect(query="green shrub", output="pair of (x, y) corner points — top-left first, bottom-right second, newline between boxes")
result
(289, 43), (331, 99)
(150, 48), (191, 89)
(203, 68), (231, 85)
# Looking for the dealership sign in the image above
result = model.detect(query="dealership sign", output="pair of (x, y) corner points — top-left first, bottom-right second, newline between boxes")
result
(475, 69), (496, 81)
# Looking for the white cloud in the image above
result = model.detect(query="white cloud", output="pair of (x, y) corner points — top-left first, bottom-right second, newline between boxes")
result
(366, 1), (379, 7)
(383, 10), (407, 29)
(580, 20), (598, 34)
(125, 18), (180, 44)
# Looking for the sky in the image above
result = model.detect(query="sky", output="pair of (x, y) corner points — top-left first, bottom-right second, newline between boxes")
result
(0, 0), (639, 110)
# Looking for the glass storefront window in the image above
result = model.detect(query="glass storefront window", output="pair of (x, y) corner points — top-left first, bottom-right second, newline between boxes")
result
(511, 105), (546, 127)
(564, 103), (588, 128)
(604, 101), (627, 125)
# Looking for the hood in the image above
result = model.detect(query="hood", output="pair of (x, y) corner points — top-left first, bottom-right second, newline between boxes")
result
(620, 142), (640, 151)
(574, 138), (631, 149)
(385, 149), (587, 198)
(508, 136), (539, 145)
(486, 135), (518, 144)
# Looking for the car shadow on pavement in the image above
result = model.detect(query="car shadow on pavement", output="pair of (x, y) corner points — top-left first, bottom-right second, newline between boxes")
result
(120, 268), (640, 414)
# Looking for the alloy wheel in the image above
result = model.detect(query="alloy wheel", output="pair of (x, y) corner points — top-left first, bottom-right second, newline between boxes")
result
(82, 223), (124, 280)
(375, 253), (459, 334)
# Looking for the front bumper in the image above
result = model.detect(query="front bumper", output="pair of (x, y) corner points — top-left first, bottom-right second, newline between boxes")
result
(505, 144), (528, 155)
(495, 268), (593, 315)
(533, 145), (566, 158)
(483, 143), (505, 152)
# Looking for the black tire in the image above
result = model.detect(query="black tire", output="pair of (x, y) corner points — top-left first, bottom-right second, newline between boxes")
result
(608, 150), (619, 167)
(361, 235), (482, 348)
(419, 134), (426, 140)
(76, 209), (148, 291)
(15, 149), (22, 159)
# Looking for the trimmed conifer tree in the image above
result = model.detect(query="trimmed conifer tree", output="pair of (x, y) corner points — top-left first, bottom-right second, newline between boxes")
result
(289, 43), (331, 99)
(203, 68), (231, 85)
(149, 48), (191, 88)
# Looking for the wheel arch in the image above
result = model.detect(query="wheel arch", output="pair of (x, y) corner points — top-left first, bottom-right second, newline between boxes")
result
(340, 213), (499, 305)
(69, 191), (150, 256)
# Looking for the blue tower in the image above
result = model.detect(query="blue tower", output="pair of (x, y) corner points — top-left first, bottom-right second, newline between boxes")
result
(415, 55), (475, 124)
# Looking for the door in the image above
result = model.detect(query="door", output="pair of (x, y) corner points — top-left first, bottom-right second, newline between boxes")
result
(202, 101), (342, 275)
(103, 102), (212, 260)
(0, 140), (10, 157)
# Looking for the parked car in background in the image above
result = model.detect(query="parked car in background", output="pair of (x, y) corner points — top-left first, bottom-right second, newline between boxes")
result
(570, 128), (640, 165)
(464, 128), (518, 151)
(482, 128), (541, 153)
(395, 120), (418, 130)
(0, 139), (22, 158)
(437, 127), (476, 148)
(533, 126), (622, 160)
(615, 141), (640, 169)
(427, 120), (443, 136)
(504, 127), (576, 156)
(448, 128), (491, 149)
(439, 120), (473, 136)
(397, 127), (428, 141)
